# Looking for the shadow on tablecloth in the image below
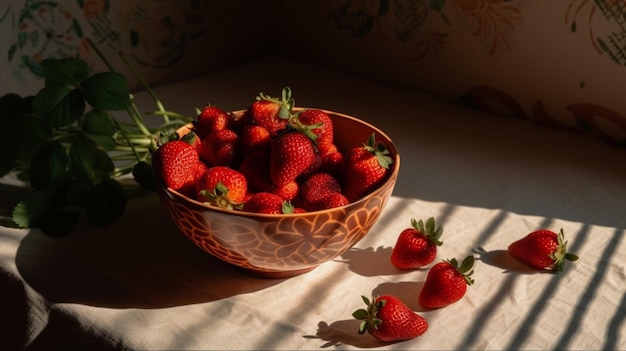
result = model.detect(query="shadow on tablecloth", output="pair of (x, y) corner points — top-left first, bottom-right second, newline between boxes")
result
(14, 192), (285, 309)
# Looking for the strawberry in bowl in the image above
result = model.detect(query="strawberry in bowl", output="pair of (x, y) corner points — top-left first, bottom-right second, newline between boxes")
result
(152, 87), (400, 278)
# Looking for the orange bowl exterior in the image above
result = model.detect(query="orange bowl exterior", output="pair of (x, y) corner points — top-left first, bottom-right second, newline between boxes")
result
(156, 109), (400, 278)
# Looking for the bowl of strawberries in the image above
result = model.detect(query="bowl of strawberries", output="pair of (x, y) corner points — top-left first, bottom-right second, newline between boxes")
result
(152, 87), (400, 278)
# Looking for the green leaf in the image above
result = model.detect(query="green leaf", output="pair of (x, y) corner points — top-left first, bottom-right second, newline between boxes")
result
(68, 135), (99, 183)
(82, 109), (116, 136)
(85, 179), (127, 226)
(33, 85), (71, 115)
(425, 217), (435, 234)
(28, 141), (69, 190)
(461, 255), (475, 273)
(84, 133), (116, 151)
(12, 189), (59, 228)
(33, 86), (85, 127)
(80, 72), (131, 110)
(352, 308), (369, 320)
(94, 148), (114, 182)
(8, 113), (54, 173)
(41, 57), (90, 87)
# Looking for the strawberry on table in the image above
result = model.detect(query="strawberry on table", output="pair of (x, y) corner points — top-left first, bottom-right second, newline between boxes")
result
(196, 166), (247, 210)
(151, 139), (200, 197)
(418, 255), (475, 309)
(391, 217), (443, 270)
(353, 295), (428, 342)
(507, 229), (579, 272)
(342, 133), (393, 202)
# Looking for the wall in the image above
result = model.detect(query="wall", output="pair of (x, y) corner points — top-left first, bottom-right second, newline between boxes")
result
(0, 0), (272, 96)
(273, 0), (626, 145)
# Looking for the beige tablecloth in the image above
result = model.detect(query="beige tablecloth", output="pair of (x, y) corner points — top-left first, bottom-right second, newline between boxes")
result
(1, 56), (625, 350)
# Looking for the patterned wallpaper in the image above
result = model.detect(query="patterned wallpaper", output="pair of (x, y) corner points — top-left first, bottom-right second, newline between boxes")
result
(277, 0), (626, 145)
(0, 0), (269, 96)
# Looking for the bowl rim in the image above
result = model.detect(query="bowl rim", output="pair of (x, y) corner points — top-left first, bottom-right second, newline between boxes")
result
(162, 108), (400, 218)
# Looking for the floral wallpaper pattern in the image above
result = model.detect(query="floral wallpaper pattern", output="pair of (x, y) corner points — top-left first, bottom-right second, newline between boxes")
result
(0, 0), (267, 95)
(317, 0), (626, 145)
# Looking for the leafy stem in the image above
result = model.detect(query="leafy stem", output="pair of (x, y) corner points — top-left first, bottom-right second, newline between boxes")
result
(2, 42), (192, 236)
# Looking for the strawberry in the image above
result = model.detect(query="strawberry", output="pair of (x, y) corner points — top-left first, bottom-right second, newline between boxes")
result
(271, 180), (299, 201)
(391, 217), (443, 270)
(243, 192), (288, 214)
(238, 150), (273, 192)
(342, 133), (393, 202)
(418, 256), (475, 309)
(246, 87), (294, 136)
(195, 104), (229, 139)
(300, 172), (342, 204)
(152, 139), (199, 197)
(507, 229), (579, 272)
(269, 131), (319, 187)
(199, 128), (239, 167)
(353, 295), (428, 342)
(239, 124), (271, 155)
(313, 192), (349, 210)
(318, 142), (344, 174)
(196, 166), (247, 209)
(296, 109), (334, 146)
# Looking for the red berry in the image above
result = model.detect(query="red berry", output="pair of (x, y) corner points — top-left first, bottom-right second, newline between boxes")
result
(195, 105), (229, 139)
(296, 108), (334, 145)
(300, 172), (342, 204)
(246, 87), (293, 136)
(152, 140), (199, 197)
(418, 256), (475, 309)
(391, 217), (443, 269)
(195, 166), (247, 209)
(270, 131), (319, 187)
(199, 129), (239, 167)
(243, 192), (286, 214)
(353, 295), (428, 342)
(508, 229), (579, 272)
(342, 133), (393, 202)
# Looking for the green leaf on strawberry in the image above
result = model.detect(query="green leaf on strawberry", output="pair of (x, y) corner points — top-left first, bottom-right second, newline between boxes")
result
(365, 133), (392, 169)
(448, 255), (475, 285)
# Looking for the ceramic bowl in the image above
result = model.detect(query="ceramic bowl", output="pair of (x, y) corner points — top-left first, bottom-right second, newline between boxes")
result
(155, 109), (400, 278)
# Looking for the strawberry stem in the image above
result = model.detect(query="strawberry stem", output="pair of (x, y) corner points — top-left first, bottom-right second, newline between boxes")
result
(446, 256), (475, 285)
(412, 217), (444, 246)
(551, 228), (579, 272)
(363, 133), (393, 169)
(352, 295), (384, 335)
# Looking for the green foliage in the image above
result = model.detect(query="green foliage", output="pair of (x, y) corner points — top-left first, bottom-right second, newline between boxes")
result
(2, 54), (193, 236)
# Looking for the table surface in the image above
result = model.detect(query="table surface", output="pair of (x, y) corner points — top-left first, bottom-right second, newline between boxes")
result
(2, 55), (626, 350)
